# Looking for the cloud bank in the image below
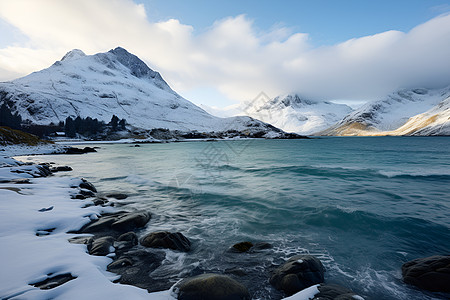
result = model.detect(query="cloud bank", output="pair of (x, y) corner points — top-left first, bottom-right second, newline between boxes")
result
(1, 0), (450, 104)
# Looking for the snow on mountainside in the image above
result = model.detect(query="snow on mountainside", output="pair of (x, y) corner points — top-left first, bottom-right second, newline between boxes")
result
(242, 94), (353, 135)
(377, 94), (450, 136)
(318, 86), (450, 136)
(0, 47), (283, 134)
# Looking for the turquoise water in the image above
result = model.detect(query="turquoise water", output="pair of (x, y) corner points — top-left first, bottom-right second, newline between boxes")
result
(22, 137), (450, 299)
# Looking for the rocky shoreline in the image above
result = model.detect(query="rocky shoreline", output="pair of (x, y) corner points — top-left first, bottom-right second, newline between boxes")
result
(2, 146), (450, 300)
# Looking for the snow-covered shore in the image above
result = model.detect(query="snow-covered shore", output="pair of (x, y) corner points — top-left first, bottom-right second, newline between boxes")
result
(0, 145), (175, 299)
(0, 144), (320, 300)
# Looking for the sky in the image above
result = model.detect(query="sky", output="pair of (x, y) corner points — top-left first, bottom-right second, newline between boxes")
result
(0, 0), (450, 108)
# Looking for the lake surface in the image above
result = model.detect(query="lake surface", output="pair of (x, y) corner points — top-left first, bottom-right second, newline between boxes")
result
(19, 137), (450, 299)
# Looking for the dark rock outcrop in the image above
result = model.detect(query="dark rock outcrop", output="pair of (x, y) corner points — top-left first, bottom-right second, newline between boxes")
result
(174, 273), (251, 300)
(270, 255), (325, 295)
(402, 255), (450, 292)
(140, 231), (191, 252)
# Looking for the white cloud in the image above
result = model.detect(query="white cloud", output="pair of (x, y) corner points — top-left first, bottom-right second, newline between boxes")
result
(0, 0), (450, 105)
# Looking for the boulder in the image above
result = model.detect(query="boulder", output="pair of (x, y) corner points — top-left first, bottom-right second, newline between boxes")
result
(402, 255), (450, 292)
(270, 255), (325, 295)
(88, 236), (115, 256)
(111, 212), (150, 232)
(140, 231), (191, 252)
(174, 273), (251, 300)
(80, 211), (151, 234)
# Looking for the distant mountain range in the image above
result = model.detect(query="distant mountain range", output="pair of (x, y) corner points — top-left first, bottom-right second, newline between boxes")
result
(0, 47), (293, 138)
(240, 94), (353, 135)
(318, 86), (450, 136)
(1, 47), (449, 137)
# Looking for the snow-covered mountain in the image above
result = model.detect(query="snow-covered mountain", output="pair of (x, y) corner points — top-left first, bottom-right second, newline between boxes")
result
(0, 47), (285, 135)
(241, 94), (353, 135)
(318, 86), (450, 136)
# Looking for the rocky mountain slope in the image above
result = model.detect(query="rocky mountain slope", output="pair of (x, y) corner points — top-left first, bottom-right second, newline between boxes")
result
(0, 47), (289, 137)
(318, 86), (450, 136)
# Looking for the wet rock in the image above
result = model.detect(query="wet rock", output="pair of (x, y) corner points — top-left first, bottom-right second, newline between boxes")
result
(79, 179), (97, 193)
(118, 232), (138, 243)
(36, 165), (52, 177)
(174, 273), (251, 300)
(402, 255), (450, 292)
(50, 166), (73, 172)
(79, 189), (96, 198)
(106, 193), (128, 199)
(107, 257), (133, 269)
(111, 212), (150, 232)
(270, 255), (325, 296)
(231, 242), (253, 253)
(92, 197), (109, 206)
(64, 147), (97, 154)
(106, 249), (167, 292)
(80, 211), (151, 234)
(313, 284), (363, 300)
(140, 231), (191, 252)
(88, 236), (115, 256)
(31, 273), (76, 290)
(114, 232), (138, 251)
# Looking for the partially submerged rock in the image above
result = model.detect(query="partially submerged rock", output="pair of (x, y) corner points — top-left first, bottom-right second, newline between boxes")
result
(402, 255), (450, 292)
(231, 242), (253, 253)
(174, 273), (251, 300)
(270, 255), (325, 296)
(313, 284), (364, 300)
(140, 231), (191, 252)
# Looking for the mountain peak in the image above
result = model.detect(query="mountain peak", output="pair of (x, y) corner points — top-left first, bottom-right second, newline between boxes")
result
(108, 47), (157, 79)
(61, 49), (86, 61)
